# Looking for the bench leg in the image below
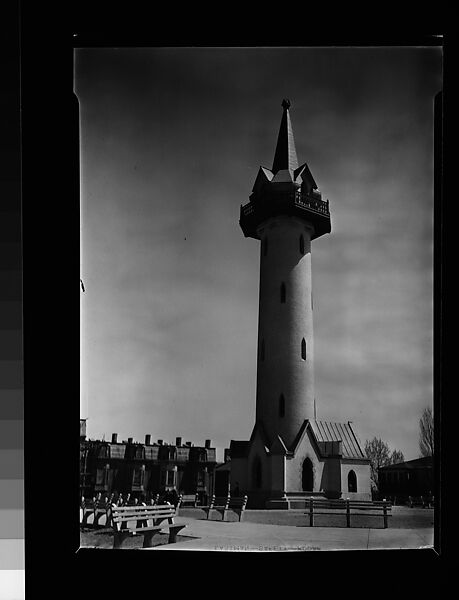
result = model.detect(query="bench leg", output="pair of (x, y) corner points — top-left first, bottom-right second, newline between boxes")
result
(142, 530), (159, 548)
(113, 530), (130, 549)
(168, 525), (186, 544)
(82, 511), (93, 527)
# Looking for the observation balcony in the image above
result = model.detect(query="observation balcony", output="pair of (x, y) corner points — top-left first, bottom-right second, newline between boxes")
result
(239, 189), (331, 241)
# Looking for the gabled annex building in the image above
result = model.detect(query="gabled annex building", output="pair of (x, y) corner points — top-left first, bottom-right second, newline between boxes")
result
(232, 100), (371, 508)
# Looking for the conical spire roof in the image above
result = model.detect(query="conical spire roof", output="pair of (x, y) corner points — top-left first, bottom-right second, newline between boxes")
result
(271, 99), (299, 174)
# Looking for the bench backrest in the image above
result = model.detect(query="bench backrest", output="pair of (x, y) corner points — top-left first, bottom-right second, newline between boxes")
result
(180, 493), (197, 501)
(310, 499), (391, 511)
(177, 493), (197, 506)
(111, 504), (177, 526)
(209, 495), (248, 510)
(210, 495), (230, 508)
(229, 496), (248, 510)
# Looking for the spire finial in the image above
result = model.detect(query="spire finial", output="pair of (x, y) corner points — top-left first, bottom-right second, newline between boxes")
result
(272, 99), (298, 174)
(281, 98), (291, 110)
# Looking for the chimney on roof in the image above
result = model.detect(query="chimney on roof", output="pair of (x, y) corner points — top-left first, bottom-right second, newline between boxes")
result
(158, 439), (163, 445)
(128, 437), (133, 444)
(186, 441), (192, 447)
(176, 437), (182, 446)
(205, 439), (211, 449)
(145, 434), (151, 446)
(111, 433), (118, 444)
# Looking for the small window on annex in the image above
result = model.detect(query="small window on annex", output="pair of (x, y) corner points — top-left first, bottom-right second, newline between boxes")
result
(348, 470), (357, 493)
(301, 338), (307, 360)
(253, 457), (262, 489)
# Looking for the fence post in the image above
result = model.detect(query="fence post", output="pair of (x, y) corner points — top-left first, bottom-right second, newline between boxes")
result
(383, 502), (388, 528)
(309, 498), (314, 527)
(346, 498), (350, 528)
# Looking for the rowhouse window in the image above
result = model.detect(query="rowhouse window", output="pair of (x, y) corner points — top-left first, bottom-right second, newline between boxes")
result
(166, 470), (175, 486)
(279, 394), (285, 417)
(280, 282), (286, 303)
(301, 338), (307, 360)
(300, 234), (304, 255)
(96, 468), (106, 486)
(132, 468), (144, 487)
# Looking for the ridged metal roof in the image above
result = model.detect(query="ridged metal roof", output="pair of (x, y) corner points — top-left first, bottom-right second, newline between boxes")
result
(309, 420), (365, 459)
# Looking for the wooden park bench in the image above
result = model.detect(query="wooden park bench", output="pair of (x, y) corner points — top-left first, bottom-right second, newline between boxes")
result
(305, 498), (392, 529)
(81, 495), (114, 528)
(177, 493), (199, 508)
(110, 503), (187, 549)
(202, 494), (248, 522)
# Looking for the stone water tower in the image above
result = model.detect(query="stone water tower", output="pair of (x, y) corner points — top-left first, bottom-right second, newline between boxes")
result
(232, 100), (371, 508)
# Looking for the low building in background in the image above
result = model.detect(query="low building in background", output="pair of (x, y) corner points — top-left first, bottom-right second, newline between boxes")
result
(378, 456), (433, 503)
(79, 430), (218, 504)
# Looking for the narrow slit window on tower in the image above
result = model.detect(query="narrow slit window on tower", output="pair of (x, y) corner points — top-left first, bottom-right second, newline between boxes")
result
(260, 339), (265, 362)
(301, 338), (307, 360)
(280, 282), (286, 303)
(279, 394), (285, 418)
(299, 234), (305, 255)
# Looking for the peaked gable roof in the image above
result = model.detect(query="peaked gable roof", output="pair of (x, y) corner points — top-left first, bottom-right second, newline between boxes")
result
(289, 419), (366, 459)
(249, 420), (271, 452)
(309, 420), (366, 459)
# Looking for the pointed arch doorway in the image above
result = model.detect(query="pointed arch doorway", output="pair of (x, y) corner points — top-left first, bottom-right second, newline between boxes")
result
(302, 457), (314, 491)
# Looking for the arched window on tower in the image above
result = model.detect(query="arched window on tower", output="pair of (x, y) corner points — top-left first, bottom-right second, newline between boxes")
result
(260, 339), (265, 362)
(279, 394), (285, 417)
(280, 282), (286, 303)
(262, 237), (268, 257)
(348, 470), (357, 493)
(301, 338), (307, 360)
(299, 234), (305, 255)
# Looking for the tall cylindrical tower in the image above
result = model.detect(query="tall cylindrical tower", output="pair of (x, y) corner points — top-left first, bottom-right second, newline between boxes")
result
(239, 99), (331, 449)
(255, 216), (315, 447)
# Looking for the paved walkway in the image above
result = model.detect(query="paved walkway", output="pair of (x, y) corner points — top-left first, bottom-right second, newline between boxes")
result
(144, 517), (434, 552)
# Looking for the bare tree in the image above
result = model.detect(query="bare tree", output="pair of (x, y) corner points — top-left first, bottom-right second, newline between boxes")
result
(364, 437), (390, 492)
(364, 439), (405, 492)
(419, 407), (434, 457)
(390, 449), (405, 464)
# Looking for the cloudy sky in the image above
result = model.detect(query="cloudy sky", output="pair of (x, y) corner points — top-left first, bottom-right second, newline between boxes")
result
(76, 46), (441, 461)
